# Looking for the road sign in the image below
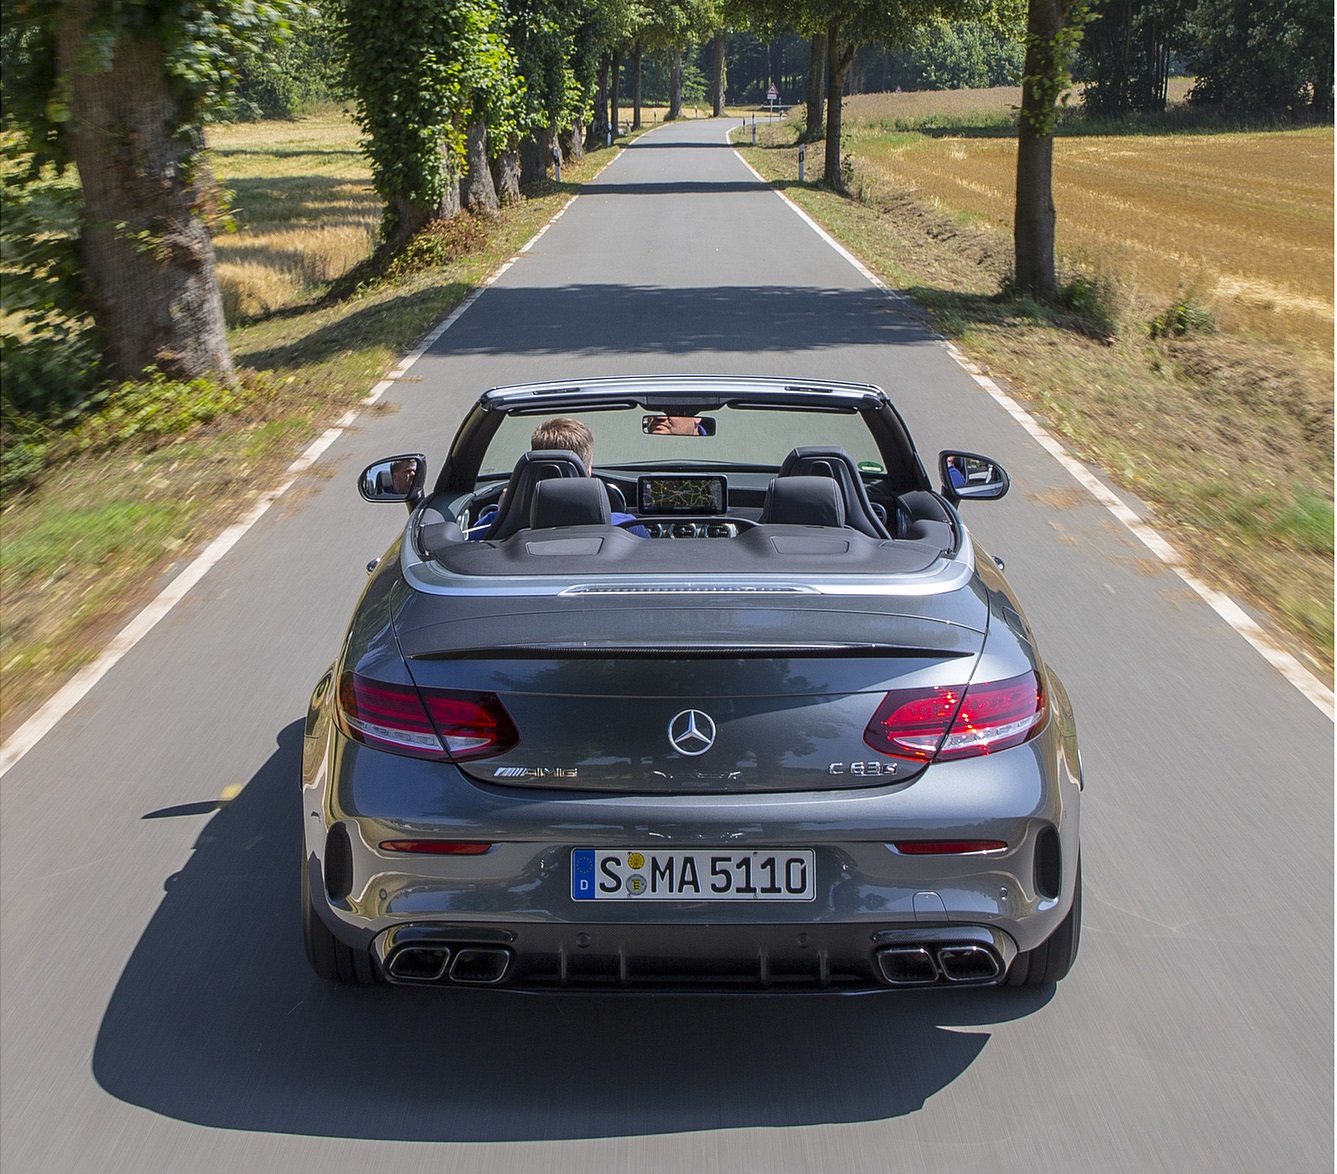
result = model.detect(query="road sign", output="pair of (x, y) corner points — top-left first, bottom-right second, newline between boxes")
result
(766, 84), (779, 102)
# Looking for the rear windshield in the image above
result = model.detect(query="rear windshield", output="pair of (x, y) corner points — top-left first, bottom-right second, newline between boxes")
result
(478, 404), (888, 479)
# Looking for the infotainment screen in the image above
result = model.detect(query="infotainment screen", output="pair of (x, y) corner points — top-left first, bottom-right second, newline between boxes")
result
(637, 475), (727, 515)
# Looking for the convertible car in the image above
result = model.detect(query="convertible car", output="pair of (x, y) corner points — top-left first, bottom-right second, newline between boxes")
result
(301, 376), (1082, 990)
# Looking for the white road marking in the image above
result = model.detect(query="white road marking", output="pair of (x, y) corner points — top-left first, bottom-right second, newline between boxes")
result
(0, 195), (584, 779)
(731, 132), (1334, 720)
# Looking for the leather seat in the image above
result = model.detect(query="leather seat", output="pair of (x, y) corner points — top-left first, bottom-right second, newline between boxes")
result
(482, 450), (588, 541)
(777, 447), (891, 538)
(759, 476), (847, 527)
(530, 478), (613, 529)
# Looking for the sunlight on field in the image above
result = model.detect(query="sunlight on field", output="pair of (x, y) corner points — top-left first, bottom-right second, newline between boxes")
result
(207, 114), (379, 322)
(841, 91), (1333, 352)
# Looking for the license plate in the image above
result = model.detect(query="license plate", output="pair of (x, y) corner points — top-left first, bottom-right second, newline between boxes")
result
(571, 849), (815, 901)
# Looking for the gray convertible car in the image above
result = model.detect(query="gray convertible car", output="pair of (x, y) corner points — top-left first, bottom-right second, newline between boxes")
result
(302, 376), (1082, 990)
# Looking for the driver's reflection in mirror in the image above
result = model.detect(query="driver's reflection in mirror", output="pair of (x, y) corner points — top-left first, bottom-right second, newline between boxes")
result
(646, 415), (708, 436)
(388, 458), (418, 494)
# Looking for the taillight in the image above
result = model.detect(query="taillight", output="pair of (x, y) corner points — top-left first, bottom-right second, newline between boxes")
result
(864, 671), (1044, 762)
(338, 672), (518, 761)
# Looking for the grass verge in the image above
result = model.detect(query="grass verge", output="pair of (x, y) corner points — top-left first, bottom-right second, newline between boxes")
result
(1, 120), (615, 739)
(738, 117), (1333, 678)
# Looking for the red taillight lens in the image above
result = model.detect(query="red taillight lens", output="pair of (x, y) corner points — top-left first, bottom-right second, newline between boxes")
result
(864, 672), (1044, 762)
(379, 841), (493, 854)
(338, 672), (518, 762)
(892, 840), (1008, 855)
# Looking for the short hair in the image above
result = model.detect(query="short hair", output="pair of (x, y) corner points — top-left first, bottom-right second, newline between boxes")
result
(531, 417), (593, 470)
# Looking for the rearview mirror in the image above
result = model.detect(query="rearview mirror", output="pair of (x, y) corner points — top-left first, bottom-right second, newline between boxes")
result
(939, 451), (1009, 503)
(642, 415), (716, 436)
(359, 454), (426, 506)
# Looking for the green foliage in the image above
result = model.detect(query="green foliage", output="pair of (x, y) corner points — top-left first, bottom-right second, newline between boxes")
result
(893, 18), (1024, 89)
(1149, 296), (1216, 339)
(335, 0), (514, 235)
(1079, 0), (1183, 116)
(4, 0), (307, 166)
(229, 4), (344, 120)
(1184, 0), (1333, 116)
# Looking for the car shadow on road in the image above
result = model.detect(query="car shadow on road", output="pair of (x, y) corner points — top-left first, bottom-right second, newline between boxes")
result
(93, 721), (1052, 1142)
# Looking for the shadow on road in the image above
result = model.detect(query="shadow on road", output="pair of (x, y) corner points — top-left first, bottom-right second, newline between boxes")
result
(93, 722), (1052, 1142)
(435, 283), (937, 360)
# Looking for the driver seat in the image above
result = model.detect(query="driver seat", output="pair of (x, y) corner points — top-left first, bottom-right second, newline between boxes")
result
(482, 449), (588, 541)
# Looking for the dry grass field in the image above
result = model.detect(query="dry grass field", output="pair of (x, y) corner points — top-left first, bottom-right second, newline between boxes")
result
(840, 86), (1334, 356)
(207, 114), (380, 323)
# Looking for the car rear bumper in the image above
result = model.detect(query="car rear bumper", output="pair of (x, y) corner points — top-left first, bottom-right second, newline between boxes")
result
(371, 919), (1021, 991)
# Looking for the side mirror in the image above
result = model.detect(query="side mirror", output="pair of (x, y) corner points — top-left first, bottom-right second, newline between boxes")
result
(939, 451), (1009, 503)
(359, 454), (426, 507)
(642, 414), (717, 436)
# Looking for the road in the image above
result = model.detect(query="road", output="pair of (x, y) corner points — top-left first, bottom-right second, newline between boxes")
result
(2, 117), (1331, 1174)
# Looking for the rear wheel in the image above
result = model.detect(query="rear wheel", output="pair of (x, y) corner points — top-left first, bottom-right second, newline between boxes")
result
(302, 849), (377, 985)
(1008, 858), (1081, 986)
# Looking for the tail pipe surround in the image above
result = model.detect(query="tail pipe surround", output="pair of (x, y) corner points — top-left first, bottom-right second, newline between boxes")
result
(380, 927), (515, 986)
(874, 926), (1017, 986)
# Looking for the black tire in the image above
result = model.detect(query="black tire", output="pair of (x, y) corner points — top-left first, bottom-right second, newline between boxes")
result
(1007, 858), (1081, 986)
(302, 849), (377, 986)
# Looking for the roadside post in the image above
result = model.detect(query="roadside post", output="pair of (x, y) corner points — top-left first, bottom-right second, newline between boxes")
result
(798, 143), (805, 183)
(751, 114), (756, 146)
(552, 144), (561, 183)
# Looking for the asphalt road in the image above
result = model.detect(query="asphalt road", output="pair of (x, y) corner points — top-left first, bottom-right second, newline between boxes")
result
(2, 117), (1331, 1174)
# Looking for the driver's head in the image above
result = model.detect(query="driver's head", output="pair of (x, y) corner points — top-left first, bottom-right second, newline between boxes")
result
(532, 417), (594, 472)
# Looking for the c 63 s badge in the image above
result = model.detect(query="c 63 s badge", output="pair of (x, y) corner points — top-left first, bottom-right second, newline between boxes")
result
(827, 761), (899, 777)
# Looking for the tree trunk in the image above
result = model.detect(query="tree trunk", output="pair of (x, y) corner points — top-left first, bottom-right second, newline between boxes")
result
(632, 45), (643, 129)
(667, 48), (683, 120)
(461, 119), (499, 216)
(588, 53), (611, 147)
(56, 2), (234, 383)
(519, 132), (548, 185)
(560, 122), (585, 163)
(1014, 0), (1070, 299)
(823, 21), (855, 190)
(805, 34), (826, 141)
(610, 49), (622, 136)
(711, 31), (726, 117)
(388, 139), (458, 248)
(490, 143), (521, 205)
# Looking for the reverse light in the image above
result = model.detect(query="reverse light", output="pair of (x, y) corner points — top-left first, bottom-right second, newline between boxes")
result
(864, 671), (1045, 762)
(338, 672), (518, 761)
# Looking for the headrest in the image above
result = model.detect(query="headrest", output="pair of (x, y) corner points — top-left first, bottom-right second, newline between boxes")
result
(760, 476), (846, 527)
(530, 477), (613, 529)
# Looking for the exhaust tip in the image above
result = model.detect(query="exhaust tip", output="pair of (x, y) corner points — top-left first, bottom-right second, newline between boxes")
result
(876, 947), (939, 986)
(936, 945), (1001, 983)
(449, 947), (513, 985)
(386, 946), (451, 983)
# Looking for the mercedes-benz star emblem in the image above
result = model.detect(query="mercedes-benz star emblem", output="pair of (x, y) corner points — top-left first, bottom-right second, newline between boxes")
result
(668, 709), (716, 756)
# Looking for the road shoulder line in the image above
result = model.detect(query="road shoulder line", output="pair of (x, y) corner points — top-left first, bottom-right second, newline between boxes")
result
(730, 136), (1333, 720)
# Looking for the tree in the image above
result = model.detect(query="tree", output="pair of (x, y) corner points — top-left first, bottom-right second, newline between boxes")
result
(337, 0), (514, 246)
(1184, 0), (1332, 117)
(1079, 0), (1185, 116)
(1013, 0), (1087, 298)
(741, 1), (990, 189)
(3, 0), (298, 382)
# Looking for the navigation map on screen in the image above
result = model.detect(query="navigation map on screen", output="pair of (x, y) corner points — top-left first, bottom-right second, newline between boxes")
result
(638, 475), (727, 515)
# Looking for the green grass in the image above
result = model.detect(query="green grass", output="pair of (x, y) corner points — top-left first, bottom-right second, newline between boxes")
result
(1, 116), (619, 734)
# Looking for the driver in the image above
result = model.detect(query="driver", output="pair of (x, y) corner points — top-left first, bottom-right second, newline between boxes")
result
(467, 417), (646, 538)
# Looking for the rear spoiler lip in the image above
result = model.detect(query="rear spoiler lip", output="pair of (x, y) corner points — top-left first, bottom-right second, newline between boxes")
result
(408, 643), (975, 660)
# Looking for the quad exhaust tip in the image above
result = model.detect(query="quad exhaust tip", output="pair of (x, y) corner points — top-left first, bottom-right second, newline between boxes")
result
(385, 943), (513, 985)
(877, 942), (1003, 986)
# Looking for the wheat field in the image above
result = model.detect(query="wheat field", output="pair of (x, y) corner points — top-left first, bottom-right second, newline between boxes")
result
(207, 114), (380, 323)
(842, 89), (1334, 353)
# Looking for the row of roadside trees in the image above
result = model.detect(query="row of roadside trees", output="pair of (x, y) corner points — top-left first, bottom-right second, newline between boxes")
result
(3, 0), (1328, 400)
